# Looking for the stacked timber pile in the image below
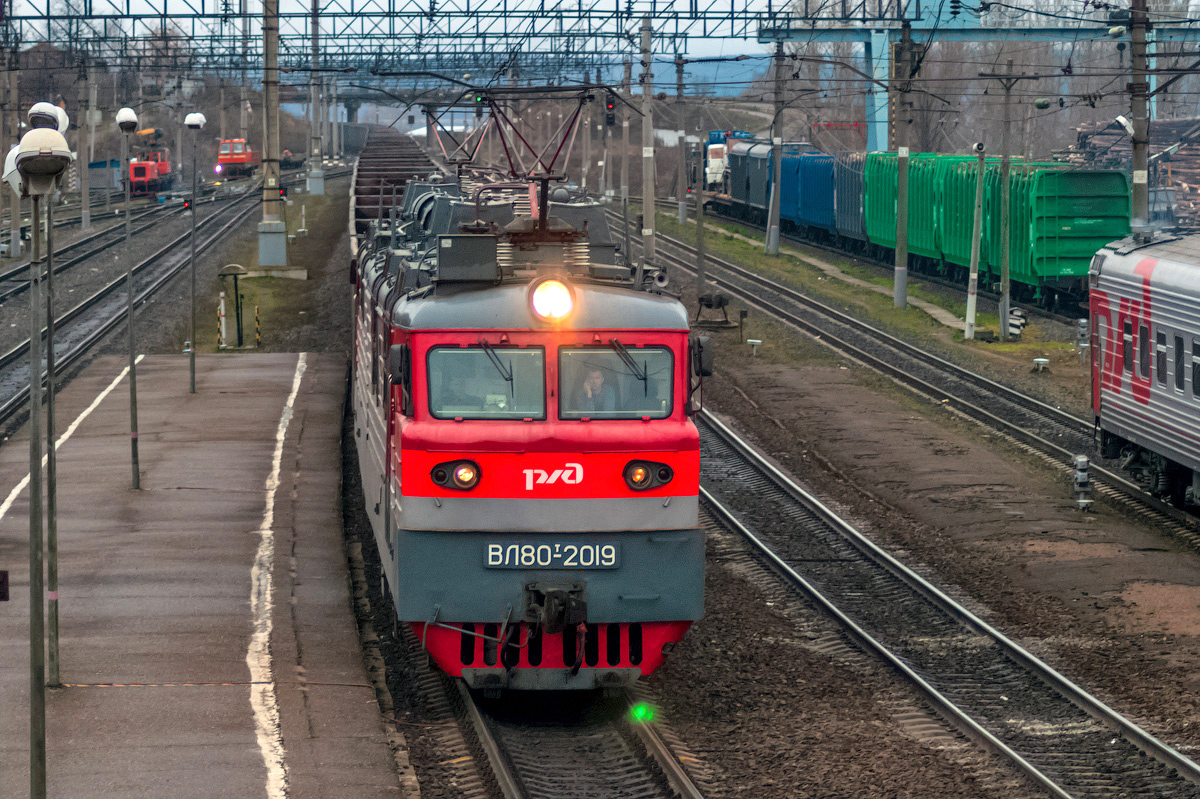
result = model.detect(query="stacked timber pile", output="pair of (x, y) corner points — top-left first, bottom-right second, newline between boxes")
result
(1058, 117), (1200, 225)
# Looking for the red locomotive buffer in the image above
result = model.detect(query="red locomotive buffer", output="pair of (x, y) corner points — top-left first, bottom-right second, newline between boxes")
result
(351, 147), (713, 690)
(129, 128), (174, 195)
(215, 138), (260, 177)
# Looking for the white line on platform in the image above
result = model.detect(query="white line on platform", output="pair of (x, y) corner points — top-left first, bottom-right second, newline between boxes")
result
(0, 354), (146, 524)
(247, 352), (306, 798)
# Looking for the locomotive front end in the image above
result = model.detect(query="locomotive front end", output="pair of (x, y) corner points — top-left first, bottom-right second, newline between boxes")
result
(389, 280), (704, 690)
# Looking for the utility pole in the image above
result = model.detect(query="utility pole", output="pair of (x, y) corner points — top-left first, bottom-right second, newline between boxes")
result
(332, 79), (340, 159)
(765, 42), (784, 255)
(640, 17), (655, 264)
(9, 51), (20, 258)
(258, 0), (288, 265)
(695, 140), (707, 307)
(581, 71), (591, 193)
(980, 59), (1035, 338)
(219, 78), (227, 140)
(676, 54), (687, 225)
(597, 69), (607, 196)
(893, 22), (912, 308)
(965, 144), (986, 339)
(307, 0), (324, 194)
(1131, 0), (1150, 240)
(78, 66), (90, 231)
(621, 57), (632, 269)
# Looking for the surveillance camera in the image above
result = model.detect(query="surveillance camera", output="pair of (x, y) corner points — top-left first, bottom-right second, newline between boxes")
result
(14, 128), (73, 197)
(27, 102), (60, 130)
(3, 145), (19, 197)
(1116, 115), (1134, 136)
(185, 112), (207, 130)
(116, 107), (138, 133)
(1109, 25), (1126, 38)
(972, 142), (985, 154)
(55, 107), (70, 133)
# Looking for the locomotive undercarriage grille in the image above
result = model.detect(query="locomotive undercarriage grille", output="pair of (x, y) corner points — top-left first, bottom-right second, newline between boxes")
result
(456, 622), (645, 669)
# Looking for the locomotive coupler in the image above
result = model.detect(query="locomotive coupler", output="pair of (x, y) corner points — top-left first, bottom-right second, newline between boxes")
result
(525, 580), (587, 635)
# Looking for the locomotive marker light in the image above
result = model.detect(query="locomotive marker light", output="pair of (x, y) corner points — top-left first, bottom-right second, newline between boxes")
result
(185, 112), (207, 394)
(117, 107), (142, 491)
(431, 460), (481, 490)
(529, 277), (574, 322)
(623, 460), (673, 490)
(15, 122), (72, 799)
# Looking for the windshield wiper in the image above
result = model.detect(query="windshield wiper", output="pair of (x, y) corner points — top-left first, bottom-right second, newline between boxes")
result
(478, 337), (514, 397)
(609, 338), (648, 396)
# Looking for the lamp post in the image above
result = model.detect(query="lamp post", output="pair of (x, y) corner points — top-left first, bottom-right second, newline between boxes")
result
(13, 121), (72, 799)
(185, 112), (206, 394)
(118, 107), (141, 488)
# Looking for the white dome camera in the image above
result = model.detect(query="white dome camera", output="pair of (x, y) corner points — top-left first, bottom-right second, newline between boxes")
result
(3, 145), (20, 197)
(185, 112), (207, 130)
(55, 107), (70, 133)
(28, 101), (60, 130)
(116, 107), (138, 134)
(14, 128), (73, 196)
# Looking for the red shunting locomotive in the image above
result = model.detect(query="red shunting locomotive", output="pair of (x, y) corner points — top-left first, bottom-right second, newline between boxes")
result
(215, 138), (260, 177)
(128, 128), (174, 194)
(352, 137), (712, 691)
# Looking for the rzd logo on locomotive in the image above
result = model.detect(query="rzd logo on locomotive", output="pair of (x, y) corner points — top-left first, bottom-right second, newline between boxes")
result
(523, 463), (584, 491)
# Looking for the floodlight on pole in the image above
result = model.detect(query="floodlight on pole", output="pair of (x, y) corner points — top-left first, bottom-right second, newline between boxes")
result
(186, 112), (205, 393)
(117, 106), (141, 489)
(15, 122), (70, 799)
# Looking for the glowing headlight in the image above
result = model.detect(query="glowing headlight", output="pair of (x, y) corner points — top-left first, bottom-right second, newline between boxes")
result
(453, 463), (479, 489)
(530, 278), (573, 322)
(624, 461), (672, 491)
(431, 460), (481, 491)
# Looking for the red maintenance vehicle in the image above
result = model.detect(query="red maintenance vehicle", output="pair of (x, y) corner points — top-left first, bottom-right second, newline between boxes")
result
(129, 128), (175, 194)
(215, 138), (260, 177)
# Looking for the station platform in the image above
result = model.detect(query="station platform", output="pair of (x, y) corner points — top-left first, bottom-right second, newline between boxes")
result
(0, 354), (405, 798)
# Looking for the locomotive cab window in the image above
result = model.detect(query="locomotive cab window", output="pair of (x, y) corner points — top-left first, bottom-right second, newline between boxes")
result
(232, 142), (244, 154)
(559, 346), (673, 420)
(427, 346), (545, 420)
(219, 142), (231, 154)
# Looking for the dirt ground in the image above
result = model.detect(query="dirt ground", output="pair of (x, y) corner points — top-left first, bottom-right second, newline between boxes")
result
(641, 258), (1200, 797)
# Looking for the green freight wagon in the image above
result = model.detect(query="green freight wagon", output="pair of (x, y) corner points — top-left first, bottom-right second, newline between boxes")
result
(939, 155), (1001, 272)
(1001, 165), (1130, 294)
(863, 152), (941, 259)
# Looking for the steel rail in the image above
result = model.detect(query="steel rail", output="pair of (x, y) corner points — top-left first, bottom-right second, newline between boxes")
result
(616, 212), (1199, 530)
(699, 408), (1200, 793)
(0, 165), (350, 428)
(455, 681), (526, 799)
(623, 692), (707, 799)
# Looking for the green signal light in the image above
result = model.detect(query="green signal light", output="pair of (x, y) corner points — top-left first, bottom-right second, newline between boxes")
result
(629, 702), (656, 724)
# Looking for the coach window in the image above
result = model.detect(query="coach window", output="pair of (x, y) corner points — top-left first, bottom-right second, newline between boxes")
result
(427, 346), (545, 420)
(1139, 324), (1150, 378)
(1193, 340), (1200, 398)
(1156, 330), (1167, 385)
(1123, 321), (1133, 373)
(1176, 336), (1185, 392)
(559, 346), (674, 420)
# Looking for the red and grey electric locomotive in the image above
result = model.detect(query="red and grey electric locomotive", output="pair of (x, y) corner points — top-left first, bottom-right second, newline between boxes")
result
(351, 131), (710, 690)
(1091, 234), (1200, 507)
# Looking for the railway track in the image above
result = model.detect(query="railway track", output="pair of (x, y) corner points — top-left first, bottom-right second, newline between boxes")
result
(0, 166), (350, 431)
(606, 208), (1200, 538)
(698, 408), (1200, 799)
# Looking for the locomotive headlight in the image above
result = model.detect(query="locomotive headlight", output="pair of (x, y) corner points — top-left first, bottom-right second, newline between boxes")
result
(624, 461), (673, 490)
(530, 278), (574, 322)
(431, 460), (481, 490)
(453, 463), (479, 489)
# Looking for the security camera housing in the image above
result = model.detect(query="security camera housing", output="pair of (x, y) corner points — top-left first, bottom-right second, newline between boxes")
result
(116, 107), (139, 133)
(184, 112), (207, 130)
(972, 142), (986, 154)
(14, 128), (73, 196)
(27, 101), (60, 130)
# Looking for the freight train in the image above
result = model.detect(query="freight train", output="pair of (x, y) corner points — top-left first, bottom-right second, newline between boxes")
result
(1091, 234), (1200, 508)
(709, 142), (1131, 311)
(350, 129), (711, 690)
